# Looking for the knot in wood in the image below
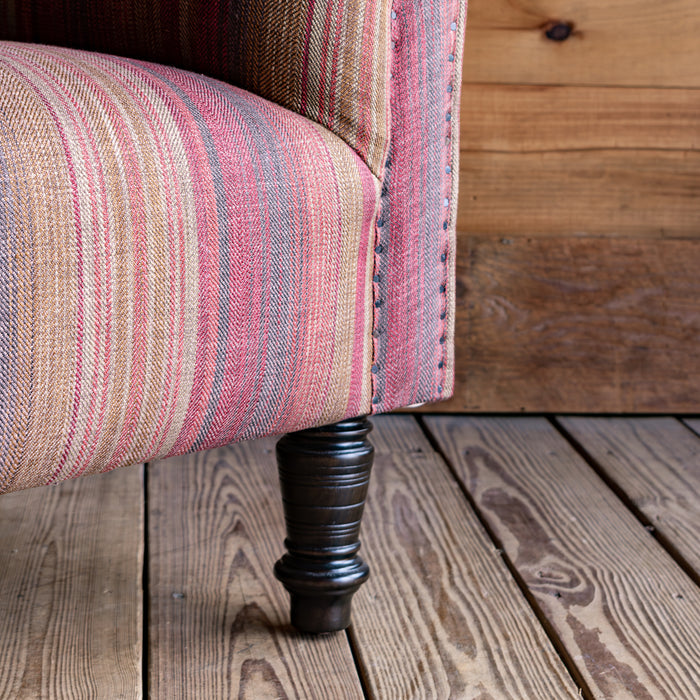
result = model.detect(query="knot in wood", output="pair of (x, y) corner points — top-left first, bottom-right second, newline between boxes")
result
(545, 22), (573, 42)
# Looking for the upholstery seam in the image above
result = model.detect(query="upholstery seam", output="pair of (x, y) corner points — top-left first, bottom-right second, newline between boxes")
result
(438, 8), (464, 400)
(442, 1), (468, 401)
(369, 3), (396, 414)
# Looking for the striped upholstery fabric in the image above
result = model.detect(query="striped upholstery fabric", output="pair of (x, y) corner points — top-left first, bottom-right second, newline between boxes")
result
(0, 0), (392, 178)
(0, 3), (469, 492)
(0, 42), (378, 493)
(371, 0), (467, 412)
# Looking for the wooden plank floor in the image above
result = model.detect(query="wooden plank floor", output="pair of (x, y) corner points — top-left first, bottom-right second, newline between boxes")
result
(1, 415), (700, 698)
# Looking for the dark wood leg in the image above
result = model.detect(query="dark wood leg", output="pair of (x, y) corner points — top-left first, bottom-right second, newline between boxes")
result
(274, 416), (373, 634)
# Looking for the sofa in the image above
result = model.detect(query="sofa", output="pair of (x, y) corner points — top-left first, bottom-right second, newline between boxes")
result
(0, 0), (466, 632)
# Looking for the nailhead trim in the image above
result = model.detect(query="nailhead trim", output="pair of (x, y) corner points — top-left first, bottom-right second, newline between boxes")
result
(438, 13), (460, 398)
(371, 5), (460, 410)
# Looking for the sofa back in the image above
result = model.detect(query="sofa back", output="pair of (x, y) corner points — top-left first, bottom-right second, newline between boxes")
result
(0, 0), (392, 178)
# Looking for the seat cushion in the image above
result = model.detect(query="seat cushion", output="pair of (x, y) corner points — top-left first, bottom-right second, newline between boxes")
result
(0, 42), (379, 492)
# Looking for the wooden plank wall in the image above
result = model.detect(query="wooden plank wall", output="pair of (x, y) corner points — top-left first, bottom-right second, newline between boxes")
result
(437, 0), (700, 412)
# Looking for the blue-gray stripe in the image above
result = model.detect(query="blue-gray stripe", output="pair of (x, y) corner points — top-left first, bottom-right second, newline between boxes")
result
(208, 79), (303, 440)
(0, 111), (27, 478)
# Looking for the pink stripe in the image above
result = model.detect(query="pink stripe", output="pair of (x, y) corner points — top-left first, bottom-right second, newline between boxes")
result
(162, 73), (231, 455)
(379, 1), (425, 409)
(112, 62), (187, 458)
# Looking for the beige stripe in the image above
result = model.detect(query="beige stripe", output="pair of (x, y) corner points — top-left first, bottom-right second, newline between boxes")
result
(129, 65), (201, 460)
(302, 1), (327, 128)
(0, 66), (34, 490)
(314, 125), (379, 423)
(365, 0), (392, 175)
(337, 1), (361, 152)
(1, 52), (81, 486)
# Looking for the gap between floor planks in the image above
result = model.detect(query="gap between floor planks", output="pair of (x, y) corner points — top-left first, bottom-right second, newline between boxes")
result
(147, 415), (579, 699)
(350, 415), (580, 699)
(557, 417), (700, 582)
(146, 437), (364, 699)
(425, 415), (700, 700)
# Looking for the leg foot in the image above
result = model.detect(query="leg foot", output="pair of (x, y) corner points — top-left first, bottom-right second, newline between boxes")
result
(274, 417), (373, 633)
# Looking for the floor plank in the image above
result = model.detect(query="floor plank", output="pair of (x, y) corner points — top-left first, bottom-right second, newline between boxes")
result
(351, 415), (579, 700)
(559, 417), (700, 577)
(426, 416), (700, 699)
(147, 438), (364, 700)
(0, 465), (144, 699)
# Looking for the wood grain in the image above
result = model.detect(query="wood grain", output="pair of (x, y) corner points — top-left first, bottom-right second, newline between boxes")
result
(0, 465), (144, 699)
(558, 417), (700, 577)
(457, 83), (700, 237)
(451, 10), (700, 411)
(430, 235), (700, 413)
(426, 416), (700, 699)
(147, 439), (364, 699)
(350, 415), (579, 699)
(462, 0), (700, 88)
(457, 149), (700, 238)
(460, 84), (700, 154)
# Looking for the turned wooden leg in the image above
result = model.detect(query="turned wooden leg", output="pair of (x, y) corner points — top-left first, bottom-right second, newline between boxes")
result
(274, 417), (373, 633)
